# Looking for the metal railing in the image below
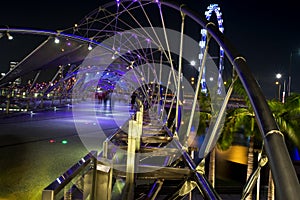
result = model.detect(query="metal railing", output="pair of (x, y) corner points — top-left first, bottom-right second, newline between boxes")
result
(42, 151), (97, 200)
(41, 97), (147, 200)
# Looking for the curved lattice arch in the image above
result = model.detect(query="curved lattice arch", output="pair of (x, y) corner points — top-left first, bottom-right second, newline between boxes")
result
(0, 1), (298, 199)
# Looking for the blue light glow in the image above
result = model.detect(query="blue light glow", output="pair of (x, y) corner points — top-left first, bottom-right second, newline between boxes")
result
(292, 147), (300, 161)
(199, 4), (224, 94)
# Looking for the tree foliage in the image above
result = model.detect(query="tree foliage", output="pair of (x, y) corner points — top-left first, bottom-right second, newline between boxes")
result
(268, 93), (300, 149)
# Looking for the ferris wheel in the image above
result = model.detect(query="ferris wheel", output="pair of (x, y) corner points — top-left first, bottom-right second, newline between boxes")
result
(199, 4), (225, 94)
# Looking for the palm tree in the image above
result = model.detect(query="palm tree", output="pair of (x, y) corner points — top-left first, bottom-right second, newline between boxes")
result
(266, 93), (300, 199)
(193, 82), (300, 197)
(220, 85), (300, 199)
(217, 78), (263, 200)
(268, 93), (300, 149)
(195, 78), (259, 191)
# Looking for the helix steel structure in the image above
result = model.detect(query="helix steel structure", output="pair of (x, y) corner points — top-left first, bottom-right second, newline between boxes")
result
(0, 1), (299, 199)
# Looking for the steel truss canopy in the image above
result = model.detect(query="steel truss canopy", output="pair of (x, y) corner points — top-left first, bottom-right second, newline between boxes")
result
(0, 29), (134, 90)
(0, 34), (86, 86)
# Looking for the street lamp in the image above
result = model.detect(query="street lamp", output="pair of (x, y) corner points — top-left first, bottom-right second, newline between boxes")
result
(275, 73), (286, 103)
(190, 60), (196, 66)
(6, 32), (13, 40)
(275, 73), (282, 79)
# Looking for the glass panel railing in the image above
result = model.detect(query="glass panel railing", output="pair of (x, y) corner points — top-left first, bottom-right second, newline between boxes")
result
(42, 151), (97, 200)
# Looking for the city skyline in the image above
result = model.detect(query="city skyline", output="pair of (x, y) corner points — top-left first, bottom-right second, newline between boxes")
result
(0, 0), (299, 99)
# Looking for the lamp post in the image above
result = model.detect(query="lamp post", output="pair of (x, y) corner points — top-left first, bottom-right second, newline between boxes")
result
(282, 79), (286, 103)
(275, 81), (281, 101)
(288, 52), (292, 96)
(276, 73), (286, 103)
(288, 49), (300, 96)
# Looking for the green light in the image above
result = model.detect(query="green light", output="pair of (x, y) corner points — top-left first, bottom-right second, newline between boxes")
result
(61, 140), (68, 144)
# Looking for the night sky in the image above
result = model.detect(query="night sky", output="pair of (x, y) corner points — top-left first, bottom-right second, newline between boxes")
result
(0, 0), (299, 99)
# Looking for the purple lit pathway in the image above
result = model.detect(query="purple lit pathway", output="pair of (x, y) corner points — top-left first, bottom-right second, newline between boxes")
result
(0, 99), (131, 199)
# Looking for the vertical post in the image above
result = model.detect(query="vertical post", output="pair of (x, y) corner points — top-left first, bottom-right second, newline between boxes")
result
(40, 96), (44, 108)
(124, 120), (138, 199)
(42, 190), (54, 200)
(26, 97), (30, 111)
(256, 151), (262, 200)
(288, 75), (291, 96)
(136, 110), (143, 151)
(189, 149), (194, 200)
(94, 163), (112, 200)
(6, 93), (10, 114)
(277, 83), (281, 102)
(288, 52), (292, 96)
(282, 80), (286, 103)
(103, 140), (108, 158)
(175, 10), (185, 133)
(91, 155), (97, 200)
(64, 185), (72, 200)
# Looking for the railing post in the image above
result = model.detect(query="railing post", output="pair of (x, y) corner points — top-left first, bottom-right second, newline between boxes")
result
(6, 93), (10, 114)
(42, 190), (54, 200)
(136, 110), (143, 151)
(91, 155), (97, 200)
(103, 140), (108, 158)
(64, 186), (72, 200)
(123, 119), (138, 199)
(94, 163), (112, 200)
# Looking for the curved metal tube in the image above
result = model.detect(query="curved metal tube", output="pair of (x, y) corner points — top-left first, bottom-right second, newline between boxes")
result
(2, 1), (300, 198)
(173, 3), (300, 199)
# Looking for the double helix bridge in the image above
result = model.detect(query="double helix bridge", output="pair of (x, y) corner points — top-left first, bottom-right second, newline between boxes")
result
(0, 1), (299, 199)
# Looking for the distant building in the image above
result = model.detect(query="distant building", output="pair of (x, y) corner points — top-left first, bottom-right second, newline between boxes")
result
(9, 61), (21, 86)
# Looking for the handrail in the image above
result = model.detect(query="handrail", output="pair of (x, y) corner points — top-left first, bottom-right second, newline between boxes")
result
(42, 151), (97, 200)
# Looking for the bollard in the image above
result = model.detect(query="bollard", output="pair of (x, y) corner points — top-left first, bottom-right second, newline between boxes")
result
(6, 94), (10, 114)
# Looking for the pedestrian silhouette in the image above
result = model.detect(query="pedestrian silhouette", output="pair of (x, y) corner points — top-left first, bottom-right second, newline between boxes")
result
(130, 92), (137, 109)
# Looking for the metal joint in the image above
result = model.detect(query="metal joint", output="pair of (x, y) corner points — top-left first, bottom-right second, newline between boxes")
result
(205, 21), (216, 29)
(265, 130), (284, 138)
(180, 5), (186, 18)
(233, 56), (247, 64)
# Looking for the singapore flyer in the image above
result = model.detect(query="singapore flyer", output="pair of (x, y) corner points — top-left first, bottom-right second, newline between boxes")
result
(199, 4), (225, 95)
